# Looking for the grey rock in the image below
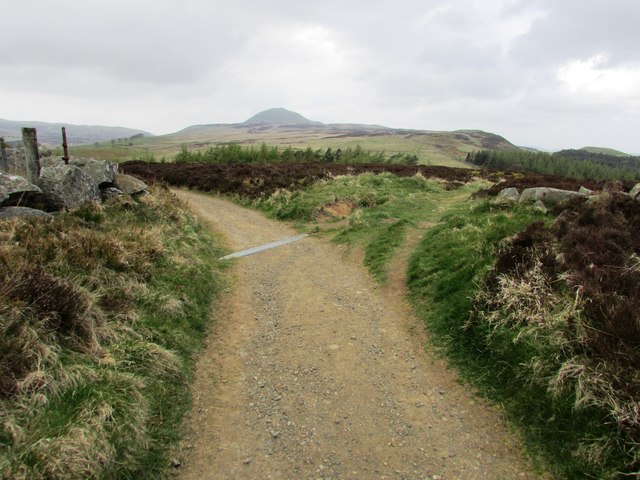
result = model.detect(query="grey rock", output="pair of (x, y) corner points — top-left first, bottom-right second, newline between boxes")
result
(0, 206), (53, 221)
(114, 173), (148, 196)
(629, 183), (640, 200)
(519, 187), (586, 207)
(71, 158), (119, 186)
(496, 187), (520, 203)
(579, 186), (594, 195)
(38, 164), (101, 210)
(0, 172), (44, 208)
(532, 200), (548, 214)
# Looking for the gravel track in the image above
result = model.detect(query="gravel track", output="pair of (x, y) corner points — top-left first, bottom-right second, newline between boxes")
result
(173, 189), (542, 480)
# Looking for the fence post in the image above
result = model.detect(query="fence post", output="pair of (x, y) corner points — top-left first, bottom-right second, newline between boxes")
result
(21, 128), (40, 183)
(0, 137), (8, 172)
(61, 127), (70, 164)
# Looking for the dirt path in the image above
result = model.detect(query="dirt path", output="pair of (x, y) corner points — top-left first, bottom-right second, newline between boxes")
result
(174, 189), (541, 480)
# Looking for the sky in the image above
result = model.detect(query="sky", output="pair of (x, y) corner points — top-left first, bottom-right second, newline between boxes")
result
(1, 0), (639, 153)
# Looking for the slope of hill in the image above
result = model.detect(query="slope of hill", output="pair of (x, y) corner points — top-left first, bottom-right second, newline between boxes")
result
(0, 118), (153, 145)
(581, 146), (631, 157)
(74, 109), (519, 168)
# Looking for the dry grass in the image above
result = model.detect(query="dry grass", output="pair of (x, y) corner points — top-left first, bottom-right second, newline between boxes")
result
(0, 186), (225, 479)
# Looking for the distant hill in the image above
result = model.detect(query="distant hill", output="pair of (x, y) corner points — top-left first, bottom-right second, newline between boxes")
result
(70, 108), (522, 167)
(0, 119), (153, 146)
(580, 146), (631, 157)
(242, 108), (322, 126)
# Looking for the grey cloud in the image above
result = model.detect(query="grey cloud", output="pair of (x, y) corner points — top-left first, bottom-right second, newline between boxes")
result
(0, 1), (250, 85)
(510, 0), (640, 67)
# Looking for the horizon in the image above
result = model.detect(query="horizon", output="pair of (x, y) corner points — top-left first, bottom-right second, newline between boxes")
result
(2, 107), (637, 155)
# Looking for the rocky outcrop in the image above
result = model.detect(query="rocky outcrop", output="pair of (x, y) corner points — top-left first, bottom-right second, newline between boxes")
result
(629, 183), (640, 200)
(0, 172), (44, 208)
(70, 158), (119, 186)
(519, 187), (586, 207)
(38, 165), (101, 210)
(0, 206), (54, 220)
(114, 174), (148, 196)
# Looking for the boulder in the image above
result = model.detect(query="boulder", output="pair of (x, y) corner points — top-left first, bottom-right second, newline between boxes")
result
(496, 187), (520, 203)
(519, 187), (586, 207)
(114, 173), (148, 196)
(629, 183), (640, 200)
(0, 206), (53, 221)
(38, 164), (101, 210)
(578, 186), (594, 195)
(71, 158), (119, 186)
(0, 172), (44, 208)
(532, 200), (548, 214)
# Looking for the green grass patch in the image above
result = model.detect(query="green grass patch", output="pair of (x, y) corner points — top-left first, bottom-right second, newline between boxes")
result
(250, 173), (487, 282)
(0, 188), (227, 479)
(364, 219), (410, 282)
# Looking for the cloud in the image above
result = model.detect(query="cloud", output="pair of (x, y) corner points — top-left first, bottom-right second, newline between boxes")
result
(0, 0), (638, 152)
(558, 54), (640, 100)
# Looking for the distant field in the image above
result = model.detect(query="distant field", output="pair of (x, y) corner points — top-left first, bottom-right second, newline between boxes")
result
(69, 124), (519, 168)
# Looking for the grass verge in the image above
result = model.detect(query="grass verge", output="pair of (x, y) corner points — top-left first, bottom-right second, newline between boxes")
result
(0, 187), (226, 479)
(407, 198), (634, 478)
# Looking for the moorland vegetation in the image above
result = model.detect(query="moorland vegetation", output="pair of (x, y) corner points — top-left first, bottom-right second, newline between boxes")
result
(127, 156), (640, 478)
(4, 136), (640, 479)
(0, 188), (225, 479)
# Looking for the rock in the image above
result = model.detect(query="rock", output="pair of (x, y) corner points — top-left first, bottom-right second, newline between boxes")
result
(579, 186), (594, 195)
(170, 458), (181, 468)
(629, 183), (640, 200)
(0, 206), (53, 221)
(0, 172), (44, 208)
(496, 187), (520, 203)
(532, 200), (548, 214)
(518, 187), (586, 207)
(101, 186), (124, 201)
(114, 173), (148, 196)
(38, 164), (101, 210)
(71, 158), (119, 186)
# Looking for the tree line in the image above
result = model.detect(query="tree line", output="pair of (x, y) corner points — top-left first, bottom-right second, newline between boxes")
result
(174, 143), (419, 165)
(466, 149), (640, 181)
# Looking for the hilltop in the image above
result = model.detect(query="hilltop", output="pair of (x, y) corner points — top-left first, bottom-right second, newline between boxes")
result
(580, 146), (632, 157)
(0, 118), (153, 145)
(241, 107), (322, 126)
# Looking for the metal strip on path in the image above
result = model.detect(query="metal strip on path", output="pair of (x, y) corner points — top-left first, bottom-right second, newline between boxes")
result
(219, 234), (309, 260)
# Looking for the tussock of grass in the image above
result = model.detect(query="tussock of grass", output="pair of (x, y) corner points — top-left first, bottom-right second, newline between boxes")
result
(0, 187), (225, 479)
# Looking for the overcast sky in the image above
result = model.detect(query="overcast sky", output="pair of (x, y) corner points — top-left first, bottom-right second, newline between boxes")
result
(1, 0), (639, 152)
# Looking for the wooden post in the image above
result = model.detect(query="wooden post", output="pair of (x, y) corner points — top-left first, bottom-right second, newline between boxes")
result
(0, 137), (8, 172)
(61, 127), (70, 164)
(21, 128), (40, 183)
